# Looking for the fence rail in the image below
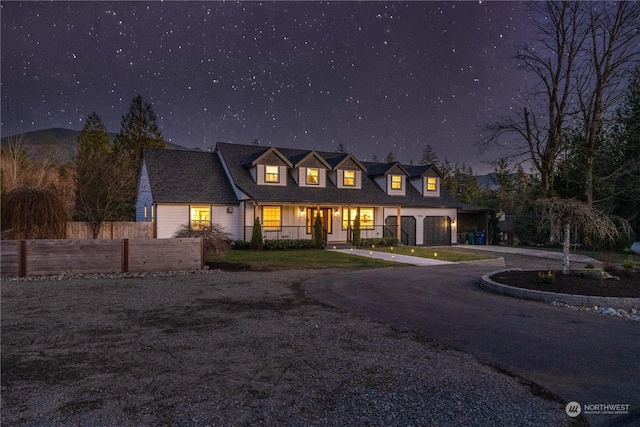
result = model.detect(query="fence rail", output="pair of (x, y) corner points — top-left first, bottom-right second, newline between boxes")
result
(0, 238), (202, 278)
(66, 222), (153, 239)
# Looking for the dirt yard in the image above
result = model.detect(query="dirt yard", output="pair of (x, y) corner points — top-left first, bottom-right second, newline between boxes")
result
(2, 270), (571, 426)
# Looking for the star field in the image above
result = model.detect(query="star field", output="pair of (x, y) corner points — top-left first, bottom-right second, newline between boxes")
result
(1, 1), (534, 172)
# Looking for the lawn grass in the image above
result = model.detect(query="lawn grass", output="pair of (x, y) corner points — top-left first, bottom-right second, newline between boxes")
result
(206, 249), (405, 271)
(371, 246), (494, 262)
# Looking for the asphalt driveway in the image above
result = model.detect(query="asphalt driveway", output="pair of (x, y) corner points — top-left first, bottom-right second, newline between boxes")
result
(302, 252), (640, 427)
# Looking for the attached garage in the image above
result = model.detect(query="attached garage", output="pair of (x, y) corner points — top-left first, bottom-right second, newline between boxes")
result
(423, 216), (451, 246)
(384, 216), (417, 246)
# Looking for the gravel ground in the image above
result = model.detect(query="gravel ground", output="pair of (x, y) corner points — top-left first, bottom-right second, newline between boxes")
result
(2, 269), (573, 426)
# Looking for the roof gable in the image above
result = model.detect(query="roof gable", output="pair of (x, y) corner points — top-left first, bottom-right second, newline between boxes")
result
(243, 146), (293, 168)
(287, 150), (332, 169)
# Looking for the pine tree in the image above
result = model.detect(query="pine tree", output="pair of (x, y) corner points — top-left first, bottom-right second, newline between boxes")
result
(336, 143), (346, 153)
(76, 112), (110, 162)
(114, 94), (165, 164)
(75, 112), (134, 237)
(419, 144), (439, 166)
(385, 151), (396, 163)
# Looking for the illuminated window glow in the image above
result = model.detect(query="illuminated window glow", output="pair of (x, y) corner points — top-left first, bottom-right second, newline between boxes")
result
(342, 207), (374, 230)
(265, 165), (279, 183)
(391, 175), (402, 190)
(427, 177), (437, 191)
(306, 168), (319, 185)
(343, 170), (355, 186)
(190, 206), (211, 230)
(262, 206), (281, 231)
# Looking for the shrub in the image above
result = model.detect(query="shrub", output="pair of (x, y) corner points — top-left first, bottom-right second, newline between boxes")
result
(585, 262), (595, 270)
(353, 212), (361, 246)
(538, 270), (555, 284)
(173, 222), (232, 255)
(263, 239), (317, 250)
(359, 237), (399, 247)
(622, 256), (635, 270)
(251, 217), (263, 250)
(233, 240), (251, 250)
(1, 186), (70, 239)
(313, 214), (324, 248)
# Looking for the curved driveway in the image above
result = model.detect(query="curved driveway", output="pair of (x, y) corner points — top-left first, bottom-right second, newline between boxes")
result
(302, 253), (640, 427)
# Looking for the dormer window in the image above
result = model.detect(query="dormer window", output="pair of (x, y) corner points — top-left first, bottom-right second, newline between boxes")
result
(391, 175), (403, 190)
(306, 168), (319, 185)
(427, 177), (437, 191)
(265, 165), (279, 183)
(343, 170), (355, 186)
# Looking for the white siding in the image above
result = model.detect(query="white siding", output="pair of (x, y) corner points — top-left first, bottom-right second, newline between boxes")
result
(212, 206), (240, 240)
(136, 161), (154, 222)
(156, 205), (189, 238)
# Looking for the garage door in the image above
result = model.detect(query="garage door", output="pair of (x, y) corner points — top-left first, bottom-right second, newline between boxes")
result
(384, 216), (417, 246)
(423, 216), (451, 246)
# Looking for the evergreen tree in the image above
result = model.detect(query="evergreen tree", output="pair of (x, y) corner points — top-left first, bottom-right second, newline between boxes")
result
(113, 95), (165, 220)
(75, 113), (134, 237)
(336, 143), (346, 153)
(251, 217), (263, 250)
(313, 214), (324, 248)
(419, 144), (439, 166)
(385, 151), (396, 163)
(76, 112), (110, 161)
(114, 94), (165, 164)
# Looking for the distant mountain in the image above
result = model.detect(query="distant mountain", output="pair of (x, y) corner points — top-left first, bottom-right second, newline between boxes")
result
(477, 173), (498, 190)
(0, 128), (197, 163)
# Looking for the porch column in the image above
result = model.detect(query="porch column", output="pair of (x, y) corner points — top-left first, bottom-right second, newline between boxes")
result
(396, 206), (401, 243)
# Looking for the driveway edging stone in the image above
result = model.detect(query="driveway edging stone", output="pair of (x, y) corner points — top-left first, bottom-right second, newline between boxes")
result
(480, 268), (640, 310)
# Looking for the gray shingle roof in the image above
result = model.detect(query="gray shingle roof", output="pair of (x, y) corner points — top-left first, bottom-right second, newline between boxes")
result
(142, 148), (238, 204)
(215, 142), (461, 208)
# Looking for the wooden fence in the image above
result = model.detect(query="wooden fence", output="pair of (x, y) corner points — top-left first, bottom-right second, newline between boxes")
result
(0, 238), (203, 278)
(66, 222), (154, 239)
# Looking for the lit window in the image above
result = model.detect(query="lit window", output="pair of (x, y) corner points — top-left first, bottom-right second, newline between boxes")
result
(190, 206), (211, 230)
(391, 175), (402, 190)
(262, 206), (281, 231)
(343, 170), (355, 186)
(306, 168), (319, 185)
(342, 207), (374, 230)
(427, 177), (437, 191)
(265, 165), (279, 183)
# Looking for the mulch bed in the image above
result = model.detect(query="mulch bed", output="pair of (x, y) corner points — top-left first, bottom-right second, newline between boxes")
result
(491, 270), (640, 298)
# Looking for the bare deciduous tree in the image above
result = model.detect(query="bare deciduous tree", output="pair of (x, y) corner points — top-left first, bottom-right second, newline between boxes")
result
(536, 197), (626, 274)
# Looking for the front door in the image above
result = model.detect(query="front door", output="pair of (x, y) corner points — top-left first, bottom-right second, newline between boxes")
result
(306, 208), (332, 236)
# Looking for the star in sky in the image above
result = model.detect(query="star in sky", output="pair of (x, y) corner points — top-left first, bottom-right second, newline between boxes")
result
(1, 1), (534, 172)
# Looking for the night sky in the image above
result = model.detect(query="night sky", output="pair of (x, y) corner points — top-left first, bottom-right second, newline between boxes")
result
(1, 1), (535, 173)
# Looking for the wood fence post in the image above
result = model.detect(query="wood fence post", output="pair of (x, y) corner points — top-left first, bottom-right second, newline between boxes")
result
(122, 239), (129, 273)
(19, 240), (27, 277)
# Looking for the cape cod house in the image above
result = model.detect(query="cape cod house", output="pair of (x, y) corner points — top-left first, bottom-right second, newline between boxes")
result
(136, 142), (487, 246)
